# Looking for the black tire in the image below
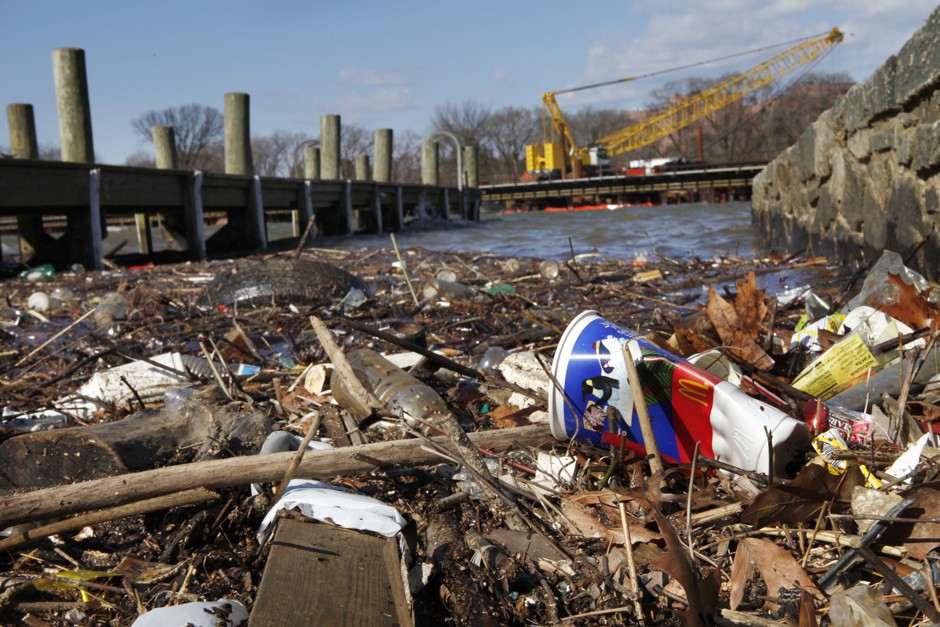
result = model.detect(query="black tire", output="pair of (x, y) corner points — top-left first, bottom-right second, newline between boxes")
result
(199, 258), (369, 308)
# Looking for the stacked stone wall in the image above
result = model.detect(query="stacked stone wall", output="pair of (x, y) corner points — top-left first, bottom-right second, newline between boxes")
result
(752, 8), (940, 279)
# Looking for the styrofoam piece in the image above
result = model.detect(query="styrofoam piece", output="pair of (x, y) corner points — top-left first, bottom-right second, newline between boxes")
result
(497, 350), (550, 409)
(130, 598), (248, 627)
(78, 352), (209, 405)
(257, 479), (407, 541)
(532, 452), (577, 492)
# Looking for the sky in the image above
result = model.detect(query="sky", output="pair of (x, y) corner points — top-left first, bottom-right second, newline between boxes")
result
(2, 0), (938, 165)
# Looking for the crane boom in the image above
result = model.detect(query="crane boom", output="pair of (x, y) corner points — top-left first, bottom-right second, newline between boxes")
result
(526, 27), (844, 179)
(597, 28), (844, 157)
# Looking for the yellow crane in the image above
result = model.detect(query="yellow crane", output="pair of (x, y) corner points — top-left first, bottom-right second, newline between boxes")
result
(526, 27), (844, 179)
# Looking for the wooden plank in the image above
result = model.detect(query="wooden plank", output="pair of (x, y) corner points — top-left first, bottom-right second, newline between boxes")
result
(250, 518), (411, 627)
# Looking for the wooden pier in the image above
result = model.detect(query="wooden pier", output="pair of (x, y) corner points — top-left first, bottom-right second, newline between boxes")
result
(0, 157), (478, 269)
(2, 47), (479, 270)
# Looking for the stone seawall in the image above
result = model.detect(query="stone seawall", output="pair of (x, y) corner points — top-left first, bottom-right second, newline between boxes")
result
(752, 8), (940, 280)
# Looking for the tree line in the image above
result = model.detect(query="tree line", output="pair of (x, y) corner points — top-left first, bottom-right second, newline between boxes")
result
(4, 72), (852, 185)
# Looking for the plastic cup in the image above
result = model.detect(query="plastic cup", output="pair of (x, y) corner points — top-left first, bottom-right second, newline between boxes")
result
(548, 311), (810, 474)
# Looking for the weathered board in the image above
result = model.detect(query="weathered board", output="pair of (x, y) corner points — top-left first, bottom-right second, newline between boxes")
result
(249, 517), (411, 627)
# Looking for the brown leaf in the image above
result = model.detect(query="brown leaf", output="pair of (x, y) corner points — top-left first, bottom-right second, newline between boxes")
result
(733, 272), (768, 334)
(674, 327), (718, 356)
(880, 486), (940, 560)
(706, 285), (774, 370)
(741, 463), (864, 528)
(648, 508), (719, 626)
(560, 497), (659, 545)
(799, 590), (820, 627)
(729, 538), (822, 611)
(881, 273), (930, 329)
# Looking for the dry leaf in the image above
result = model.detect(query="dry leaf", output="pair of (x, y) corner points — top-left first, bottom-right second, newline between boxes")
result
(881, 486), (940, 560)
(800, 590), (820, 627)
(741, 463), (863, 528)
(648, 508), (719, 626)
(729, 538), (822, 611)
(705, 283), (774, 370)
(881, 273), (930, 329)
(560, 497), (658, 545)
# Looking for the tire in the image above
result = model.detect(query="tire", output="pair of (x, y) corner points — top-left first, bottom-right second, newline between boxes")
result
(199, 258), (369, 308)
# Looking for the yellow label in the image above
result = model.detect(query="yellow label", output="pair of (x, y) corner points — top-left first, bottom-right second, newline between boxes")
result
(791, 332), (878, 401)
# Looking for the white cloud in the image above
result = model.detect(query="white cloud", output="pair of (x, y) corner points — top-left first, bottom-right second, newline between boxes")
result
(336, 68), (406, 87)
(337, 86), (419, 112)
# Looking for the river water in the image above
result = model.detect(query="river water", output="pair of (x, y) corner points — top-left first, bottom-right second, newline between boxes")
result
(325, 200), (762, 263)
(1, 200), (762, 266)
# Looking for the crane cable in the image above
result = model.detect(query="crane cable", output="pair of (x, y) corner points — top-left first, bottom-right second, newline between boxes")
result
(553, 30), (840, 96)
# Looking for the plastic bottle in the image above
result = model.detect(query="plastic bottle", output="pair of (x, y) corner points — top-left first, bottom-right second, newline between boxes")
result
(19, 264), (55, 282)
(331, 348), (449, 430)
(94, 292), (128, 335)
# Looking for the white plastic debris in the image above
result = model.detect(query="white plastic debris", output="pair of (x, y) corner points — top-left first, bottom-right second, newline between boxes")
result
(79, 352), (210, 406)
(130, 598), (248, 627)
(885, 432), (932, 483)
(257, 479), (407, 542)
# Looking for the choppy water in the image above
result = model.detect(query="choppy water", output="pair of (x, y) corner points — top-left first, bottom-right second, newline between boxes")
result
(1, 201), (762, 265)
(327, 200), (762, 263)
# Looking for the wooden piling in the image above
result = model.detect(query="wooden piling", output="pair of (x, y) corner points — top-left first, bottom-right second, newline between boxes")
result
(52, 48), (94, 163)
(463, 145), (478, 188)
(320, 114), (341, 180)
(224, 93), (253, 175)
(53, 48), (100, 270)
(304, 146), (320, 180)
(422, 140), (439, 186)
(6, 104), (44, 262)
(151, 125), (184, 253)
(374, 128), (393, 183)
(355, 155), (370, 181)
(153, 125), (179, 169)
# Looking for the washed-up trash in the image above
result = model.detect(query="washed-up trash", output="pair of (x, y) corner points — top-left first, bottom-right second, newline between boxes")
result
(847, 249), (936, 329)
(18, 263), (55, 282)
(687, 349), (743, 386)
(538, 260), (560, 280)
(257, 479), (407, 542)
(79, 352), (212, 407)
(549, 311), (810, 475)
(423, 277), (475, 302)
(885, 431), (933, 482)
(331, 348), (449, 429)
(811, 427), (881, 487)
(479, 346), (509, 371)
(497, 349), (550, 409)
(26, 292), (50, 312)
(93, 291), (128, 335)
(199, 257), (369, 309)
(130, 598), (248, 627)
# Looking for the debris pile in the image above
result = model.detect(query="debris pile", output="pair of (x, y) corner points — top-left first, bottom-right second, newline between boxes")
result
(0, 245), (938, 626)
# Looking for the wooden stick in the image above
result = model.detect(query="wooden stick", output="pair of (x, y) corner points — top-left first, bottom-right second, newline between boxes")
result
(0, 488), (218, 551)
(15, 308), (95, 367)
(621, 340), (664, 475)
(0, 424), (553, 529)
(389, 232), (420, 307)
(310, 315), (381, 412)
(271, 412), (324, 505)
(619, 501), (645, 625)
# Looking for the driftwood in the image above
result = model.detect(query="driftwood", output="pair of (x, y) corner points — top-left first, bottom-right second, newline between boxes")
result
(0, 392), (271, 492)
(0, 424), (553, 529)
(0, 488), (219, 551)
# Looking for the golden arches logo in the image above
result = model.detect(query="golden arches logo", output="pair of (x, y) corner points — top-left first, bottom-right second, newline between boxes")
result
(676, 378), (711, 408)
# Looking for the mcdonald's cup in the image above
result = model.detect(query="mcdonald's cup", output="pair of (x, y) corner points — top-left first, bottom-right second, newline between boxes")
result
(547, 311), (810, 476)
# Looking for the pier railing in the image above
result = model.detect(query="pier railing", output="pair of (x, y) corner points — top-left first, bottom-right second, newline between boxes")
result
(0, 158), (478, 270)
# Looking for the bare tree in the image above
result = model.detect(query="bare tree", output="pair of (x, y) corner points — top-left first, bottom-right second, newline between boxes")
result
(339, 123), (373, 179)
(252, 131), (311, 177)
(131, 103), (223, 169)
(392, 129), (422, 184)
(485, 106), (540, 183)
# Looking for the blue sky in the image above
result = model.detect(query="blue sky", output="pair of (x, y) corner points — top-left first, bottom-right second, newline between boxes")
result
(2, 0), (937, 164)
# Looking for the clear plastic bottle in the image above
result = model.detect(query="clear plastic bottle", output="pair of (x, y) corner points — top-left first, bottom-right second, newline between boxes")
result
(331, 348), (449, 430)
(94, 292), (128, 335)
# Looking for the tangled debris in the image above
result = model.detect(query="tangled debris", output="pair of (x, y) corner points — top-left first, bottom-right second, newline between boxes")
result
(0, 245), (937, 626)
